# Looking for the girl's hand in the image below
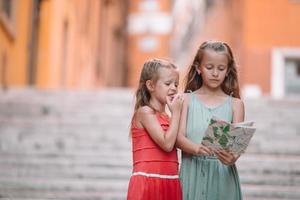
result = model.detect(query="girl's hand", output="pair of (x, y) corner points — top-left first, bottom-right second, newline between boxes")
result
(166, 94), (184, 114)
(195, 144), (212, 156)
(214, 150), (239, 165)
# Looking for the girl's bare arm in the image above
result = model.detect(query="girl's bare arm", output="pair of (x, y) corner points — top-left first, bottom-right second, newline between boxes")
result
(176, 94), (211, 156)
(138, 95), (183, 152)
(215, 97), (245, 165)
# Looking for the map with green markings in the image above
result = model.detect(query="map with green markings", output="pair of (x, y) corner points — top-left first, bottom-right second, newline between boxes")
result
(202, 117), (256, 154)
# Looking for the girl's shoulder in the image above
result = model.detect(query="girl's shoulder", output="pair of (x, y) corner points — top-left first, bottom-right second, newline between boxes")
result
(231, 97), (244, 106)
(135, 106), (156, 119)
(231, 97), (245, 122)
(138, 106), (169, 119)
(181, 92), (193, 106)
(182, 92), (191, 98)
(182, 90), (197, 99)
(133, 106), (156, 128)
(137, 106), (155, 114)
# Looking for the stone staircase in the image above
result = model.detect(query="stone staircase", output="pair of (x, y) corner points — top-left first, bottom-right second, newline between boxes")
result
(0, 89), (133, 200)
(237, 97), (300, 200)
(0, 88), (299, 200)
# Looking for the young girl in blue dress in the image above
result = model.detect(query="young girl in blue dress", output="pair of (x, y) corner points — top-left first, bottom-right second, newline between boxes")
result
(177, 40), (244, 200)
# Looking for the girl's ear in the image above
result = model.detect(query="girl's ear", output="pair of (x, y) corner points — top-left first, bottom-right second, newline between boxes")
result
(146, 80), (155, 92)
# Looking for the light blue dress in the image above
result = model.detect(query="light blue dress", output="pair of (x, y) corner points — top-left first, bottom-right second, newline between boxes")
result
(180, 92), (242, 200)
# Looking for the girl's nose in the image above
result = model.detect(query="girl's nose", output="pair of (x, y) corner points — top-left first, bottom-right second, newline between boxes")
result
(171, 84), (177, 90)
(212, 69), (218, 76)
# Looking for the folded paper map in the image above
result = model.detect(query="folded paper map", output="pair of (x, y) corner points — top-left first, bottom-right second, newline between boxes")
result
(202, 117), (256, 154)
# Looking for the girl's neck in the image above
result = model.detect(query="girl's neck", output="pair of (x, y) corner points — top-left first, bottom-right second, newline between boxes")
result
(149, 98), (165, 113)
(197, 85), (226, 96)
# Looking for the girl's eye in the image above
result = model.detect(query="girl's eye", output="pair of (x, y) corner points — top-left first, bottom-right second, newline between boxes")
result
(218, 66), (226, 71)
(205, 64), (213, 69)
(165, 82), (171, 86)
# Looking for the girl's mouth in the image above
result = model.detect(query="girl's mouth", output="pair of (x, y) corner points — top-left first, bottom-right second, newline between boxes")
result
(168, 94), (175, 101)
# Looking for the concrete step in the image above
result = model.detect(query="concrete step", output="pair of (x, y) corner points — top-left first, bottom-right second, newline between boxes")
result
(240, 173), (300, 186)
(0, 178), (128, 200)
(237, 154), (300, 174)
(0, 153), (132, 168)
(242, 184), (300, 199)
(0, 176), (128, 191)
(238, 154), (300, 199)
(0, 189), (126, 200)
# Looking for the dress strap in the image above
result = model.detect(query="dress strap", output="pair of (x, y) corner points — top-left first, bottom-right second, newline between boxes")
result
(188, 91), (196, 98)
(228, 92), (233, 107)
(187, 91), (197, 106)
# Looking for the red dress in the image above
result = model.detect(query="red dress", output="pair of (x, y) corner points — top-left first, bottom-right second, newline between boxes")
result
(127, 112), (182, 200)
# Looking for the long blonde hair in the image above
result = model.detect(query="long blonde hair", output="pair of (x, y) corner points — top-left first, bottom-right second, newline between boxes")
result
(184, 40), (240, 98)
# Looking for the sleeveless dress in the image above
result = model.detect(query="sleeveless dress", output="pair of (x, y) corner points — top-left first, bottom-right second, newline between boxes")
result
(127, 112), (182, 200)
(180, 92), (242, 200)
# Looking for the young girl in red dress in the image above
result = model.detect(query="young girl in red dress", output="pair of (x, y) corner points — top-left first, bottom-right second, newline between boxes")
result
(127, 58), (183, 200)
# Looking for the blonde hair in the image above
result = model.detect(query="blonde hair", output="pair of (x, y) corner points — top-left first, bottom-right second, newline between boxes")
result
(184, 40), (240, 98)
(134, 58), (178, 111)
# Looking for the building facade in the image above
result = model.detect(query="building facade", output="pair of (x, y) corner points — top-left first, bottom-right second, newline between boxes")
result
(185, 0), (300, 98)
(0, 0), (31, 88)
(127, 0), (173, 86)
(1, 0), (300, 98)
(0, 0), (128, 89)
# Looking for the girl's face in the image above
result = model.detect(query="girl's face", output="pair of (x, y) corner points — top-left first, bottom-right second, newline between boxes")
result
(150, 67), (179, 104)
(197, 49), (228, 89)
